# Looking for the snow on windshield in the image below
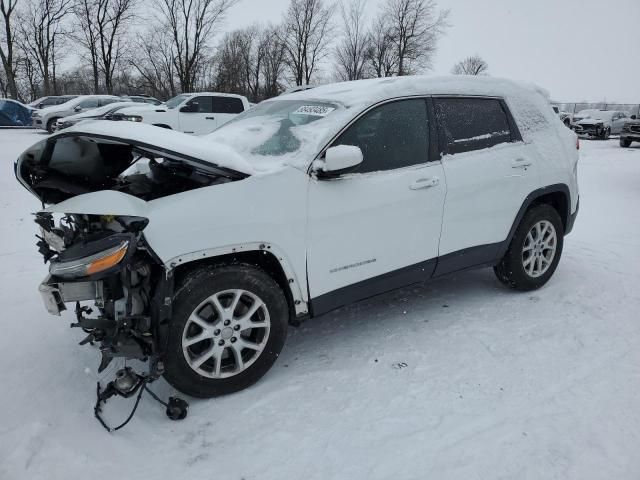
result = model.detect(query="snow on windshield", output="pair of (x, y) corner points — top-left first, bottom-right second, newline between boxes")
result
(206, 100), (346, 172)
(207, 76), (558, 172)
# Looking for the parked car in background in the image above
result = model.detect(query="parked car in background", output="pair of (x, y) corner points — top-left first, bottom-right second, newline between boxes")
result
(620, 114), (640, 147)
(572, 110), (629, 139)
(31, 95), (121, 133)
(54, 101), (136, 130)
(117, 92), (249, 134)
(0, 98), (33, 127)
(122, 95), (162, 105)
(15, 76), (579, 399)
(29, 95), (78, 109)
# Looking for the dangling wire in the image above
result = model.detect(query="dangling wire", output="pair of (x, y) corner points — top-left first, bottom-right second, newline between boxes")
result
(94, 378), (147, 433)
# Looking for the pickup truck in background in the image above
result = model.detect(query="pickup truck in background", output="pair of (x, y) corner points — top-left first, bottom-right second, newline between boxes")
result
(118, 92), (250, 134)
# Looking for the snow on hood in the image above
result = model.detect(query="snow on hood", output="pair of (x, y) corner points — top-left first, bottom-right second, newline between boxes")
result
(117, 104), (167, 115)
(62, 102), (136, 122)
(54, 120), (254, 175)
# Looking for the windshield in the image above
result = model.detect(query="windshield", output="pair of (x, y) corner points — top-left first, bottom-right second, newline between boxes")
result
(207, 99), (342, 170)
(166, 94), (191, 109)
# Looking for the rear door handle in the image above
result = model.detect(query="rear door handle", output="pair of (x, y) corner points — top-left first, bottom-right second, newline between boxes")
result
(511, 158), (532, 169)
(410, 177), (440, 190)
(206, 116), (215, 120)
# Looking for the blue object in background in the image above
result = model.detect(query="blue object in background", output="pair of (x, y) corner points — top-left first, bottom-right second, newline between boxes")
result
(0, 99), (32, 127)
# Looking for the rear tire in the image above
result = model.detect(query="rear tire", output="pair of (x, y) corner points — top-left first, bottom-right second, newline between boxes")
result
(494, 204), (564, 291)
(163, 264), (289, 398)
(620, 138), (632, 148)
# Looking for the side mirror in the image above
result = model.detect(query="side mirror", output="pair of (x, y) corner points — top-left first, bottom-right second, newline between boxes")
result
(318, 145), (363, 177)
(74, 106), (82, 112)
(180, 103), (197, 113)
(632, 115), (637, 120)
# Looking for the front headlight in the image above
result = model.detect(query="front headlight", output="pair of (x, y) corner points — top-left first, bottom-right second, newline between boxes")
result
(50, 239), (129, 279)
(117, 115), (143, 122)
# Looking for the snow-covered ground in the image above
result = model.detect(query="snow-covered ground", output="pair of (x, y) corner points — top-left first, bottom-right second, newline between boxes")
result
(1, 129), (639, 480)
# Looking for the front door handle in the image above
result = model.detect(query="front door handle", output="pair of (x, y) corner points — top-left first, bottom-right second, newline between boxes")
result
(410, 177), (440, 190)
(511, 158), (532, 169)
(206, 116), (215, 120)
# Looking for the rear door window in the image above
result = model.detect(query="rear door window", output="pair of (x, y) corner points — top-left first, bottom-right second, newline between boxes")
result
(433, 97), (515, 155)
(212, 97), (245, 114)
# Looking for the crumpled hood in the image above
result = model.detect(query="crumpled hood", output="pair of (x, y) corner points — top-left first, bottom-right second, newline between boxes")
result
(575, 117), (610, 126)
(55, 120), (254, 175)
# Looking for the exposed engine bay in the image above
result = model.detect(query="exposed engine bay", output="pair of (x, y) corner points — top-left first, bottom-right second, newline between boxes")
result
(17, 133), (246, 204)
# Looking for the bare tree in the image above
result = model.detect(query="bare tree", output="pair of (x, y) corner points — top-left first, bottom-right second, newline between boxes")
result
(155, 0), (238, 93)
(261, 25), (287, 97)
(215, 28), (247, 95)
(74, 0), (100, 92)
(281, 0), (334, 86)
(384, 0), (449, 76)
(366, 14), (397, 77)
(0, 0), (19, 99)
(451, 54), (488, 76)
(74, 0), (137, 94)
(19, 0), (73, 95)
(0, 67), (7, 96)
(129, 29), (177, 99)
(334, 0), (369, 81)
(17, 51), (41, 99)
(214, 24), (288, 101)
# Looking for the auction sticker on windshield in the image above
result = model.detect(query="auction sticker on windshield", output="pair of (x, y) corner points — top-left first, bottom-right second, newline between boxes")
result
(292, 105), (336, 117)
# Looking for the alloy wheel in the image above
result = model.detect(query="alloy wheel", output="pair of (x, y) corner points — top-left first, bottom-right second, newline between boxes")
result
(182, 289), (271, 379)
(522, 220), (557, 278)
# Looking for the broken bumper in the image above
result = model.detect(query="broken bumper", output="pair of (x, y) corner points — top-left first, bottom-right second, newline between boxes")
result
(574, 125), (605, 137)
(38, 275), (104, 316)
(620, 133), (640, 142)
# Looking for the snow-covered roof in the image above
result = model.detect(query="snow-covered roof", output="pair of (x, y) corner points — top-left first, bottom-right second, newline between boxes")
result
(277, 75), (550, 109)
(56, 120), (254, 175)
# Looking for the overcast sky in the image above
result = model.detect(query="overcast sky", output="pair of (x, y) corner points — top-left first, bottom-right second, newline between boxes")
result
(223, 0), (640, 102)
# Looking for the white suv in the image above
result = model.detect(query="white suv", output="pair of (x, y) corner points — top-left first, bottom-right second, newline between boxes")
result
(31, 95), (122, 133)
(118, 92), (250, 134)
(16, 76), (579, 399)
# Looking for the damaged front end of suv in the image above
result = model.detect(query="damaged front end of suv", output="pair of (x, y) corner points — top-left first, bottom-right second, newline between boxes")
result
(15, 122), (251, 428)
(36, 211), (164, 374)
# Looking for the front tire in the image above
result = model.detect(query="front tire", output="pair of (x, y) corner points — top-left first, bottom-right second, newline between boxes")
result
(601, 127), (611, 140)
(46, 117), (59, 134)
(163, 264), (289, 398)
(620, 138), (632, 148)
(494, 204), (564, 291)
